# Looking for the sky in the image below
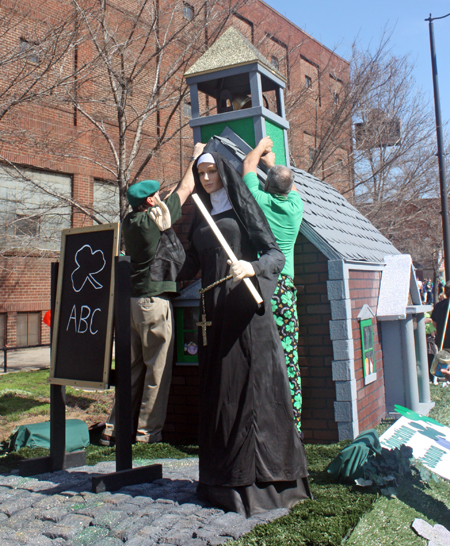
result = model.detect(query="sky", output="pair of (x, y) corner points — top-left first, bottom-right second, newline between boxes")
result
(263, 0), (450, 126)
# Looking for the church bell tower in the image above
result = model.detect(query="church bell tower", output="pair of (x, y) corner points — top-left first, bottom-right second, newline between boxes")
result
(184, 27), (290, 166)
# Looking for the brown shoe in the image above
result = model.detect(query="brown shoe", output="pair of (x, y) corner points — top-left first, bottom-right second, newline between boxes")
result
(99, 433), (115, 447)
(135, 431), (162, 444)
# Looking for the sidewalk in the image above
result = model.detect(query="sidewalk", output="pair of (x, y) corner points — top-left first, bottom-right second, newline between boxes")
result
(0, 458), (285, 545)
(1, 346), (51, 374)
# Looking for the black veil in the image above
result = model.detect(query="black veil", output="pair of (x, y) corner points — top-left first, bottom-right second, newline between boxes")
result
(189, 151), (280, 255)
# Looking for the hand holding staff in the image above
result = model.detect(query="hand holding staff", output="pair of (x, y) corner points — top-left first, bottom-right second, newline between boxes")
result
(192, 193), (263, 305)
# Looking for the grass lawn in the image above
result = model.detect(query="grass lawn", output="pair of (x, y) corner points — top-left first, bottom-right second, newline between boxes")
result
(1, 372), (450, 545)
(0, 369), (113, 442)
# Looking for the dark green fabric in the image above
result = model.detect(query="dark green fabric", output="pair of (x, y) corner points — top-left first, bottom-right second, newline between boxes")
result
(9, 419), (89, 452)
(327, 429), (381, 482)
(123, 192), (181, 297)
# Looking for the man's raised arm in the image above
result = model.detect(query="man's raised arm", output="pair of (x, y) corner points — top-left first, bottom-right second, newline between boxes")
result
(242, 136), (273, 177)
(175, 142), (206, 205)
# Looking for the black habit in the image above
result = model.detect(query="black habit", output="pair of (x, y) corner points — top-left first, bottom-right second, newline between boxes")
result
(178, 152), (311, 516)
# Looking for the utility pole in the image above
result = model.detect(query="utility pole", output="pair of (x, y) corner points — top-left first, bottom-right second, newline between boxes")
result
(426, 12), (450, 280)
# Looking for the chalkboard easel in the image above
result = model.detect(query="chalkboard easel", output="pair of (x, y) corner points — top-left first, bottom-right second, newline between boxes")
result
(19, 224), (163, 490)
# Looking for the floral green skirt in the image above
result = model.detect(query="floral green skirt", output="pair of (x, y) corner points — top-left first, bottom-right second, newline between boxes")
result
(271, 274), (302, 432)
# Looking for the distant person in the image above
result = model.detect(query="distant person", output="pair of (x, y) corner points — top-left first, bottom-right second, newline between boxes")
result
(425, 311), (437, 382)
(416, 277), (423, 301)
(426, 278), (434, 305)
(437, 276), (445, 297)
(431, 281), (450, 351)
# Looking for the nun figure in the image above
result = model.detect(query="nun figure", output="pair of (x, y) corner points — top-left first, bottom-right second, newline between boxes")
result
(178, 151), (311, 517)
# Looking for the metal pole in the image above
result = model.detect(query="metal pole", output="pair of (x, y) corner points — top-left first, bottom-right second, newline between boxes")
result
(426, 13), (450, 280)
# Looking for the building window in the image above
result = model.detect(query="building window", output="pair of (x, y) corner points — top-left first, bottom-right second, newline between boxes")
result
(309, 147), (317, 163)
(271, 55), (279, 69)
(0, 314), (5, 348)
(176, 307), (199, 364)
(360, 318), (376, 384)
(305, 75), (312, 89)
(334, 92), (340, 105)
(0, 167), (72, 252)
(183, 2), (194, 20)
(20, 38), (40, 64)
(183, 102), (192, 119)
(17, 312), (41, 347)
(15, 214), (40, 238)
(93, 179), (120, 224)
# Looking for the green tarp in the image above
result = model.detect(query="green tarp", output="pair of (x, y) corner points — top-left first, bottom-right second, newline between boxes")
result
(9, 419), (89, 452)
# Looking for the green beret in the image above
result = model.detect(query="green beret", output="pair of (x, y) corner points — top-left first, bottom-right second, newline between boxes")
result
(127, 180), (160, 207)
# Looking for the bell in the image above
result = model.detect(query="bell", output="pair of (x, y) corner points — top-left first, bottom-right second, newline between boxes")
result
(232, 94), (252, 111)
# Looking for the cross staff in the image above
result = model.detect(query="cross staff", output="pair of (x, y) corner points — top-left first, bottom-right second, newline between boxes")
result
(192, 194), (263, 305)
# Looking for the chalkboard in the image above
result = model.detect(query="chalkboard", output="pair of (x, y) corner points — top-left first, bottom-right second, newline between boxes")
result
(49, 223), (119, 389)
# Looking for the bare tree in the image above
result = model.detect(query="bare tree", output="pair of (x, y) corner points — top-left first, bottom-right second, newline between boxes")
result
(350, 44), (440, 272)
(277, 29), (441, 270)
(0, 0), (243, 257)
(0, 1), (83, 256)
(50, 0), (240, 223)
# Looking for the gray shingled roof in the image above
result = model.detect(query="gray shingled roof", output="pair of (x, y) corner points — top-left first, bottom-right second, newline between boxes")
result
(207, 133), (400, 263)
(184, 27), (286, 82)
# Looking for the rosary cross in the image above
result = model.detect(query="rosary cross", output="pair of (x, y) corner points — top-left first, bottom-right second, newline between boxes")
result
(197, 314), (212, 346)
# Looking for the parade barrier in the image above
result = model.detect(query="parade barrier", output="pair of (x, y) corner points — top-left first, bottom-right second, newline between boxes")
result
(18, 224), (162, 491)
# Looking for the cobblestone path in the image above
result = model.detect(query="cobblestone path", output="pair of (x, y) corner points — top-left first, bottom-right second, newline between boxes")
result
(0, 458), (288, 545)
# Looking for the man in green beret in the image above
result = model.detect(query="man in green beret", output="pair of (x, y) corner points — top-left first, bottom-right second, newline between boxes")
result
(102, 142), (205, 445)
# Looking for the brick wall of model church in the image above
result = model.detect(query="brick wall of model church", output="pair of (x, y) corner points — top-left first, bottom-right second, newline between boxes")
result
(348, 270), (386, 431)
(294, 234), (339, 443)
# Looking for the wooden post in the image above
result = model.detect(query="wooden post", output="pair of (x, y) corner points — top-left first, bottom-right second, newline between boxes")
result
(19, 262), (86, 476)
(114, 256), (133, 471)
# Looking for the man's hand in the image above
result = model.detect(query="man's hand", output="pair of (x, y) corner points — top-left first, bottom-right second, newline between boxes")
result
(176, 142), (206, 205)
(243, 136), (273, 177)
(149, 194), (171, 231)
(227, 259), (255, 283)
(258, 136), (273, 154)
(260, 151), (275, 169)
(192, 142), (206, 160)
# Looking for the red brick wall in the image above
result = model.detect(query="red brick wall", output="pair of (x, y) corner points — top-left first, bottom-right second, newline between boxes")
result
(349, 269), (386, 431)
(0, 0), (350, 339)
(295, 234), (338, 443)
(0, 256), (55, 346)
(164, 364), (199, 444)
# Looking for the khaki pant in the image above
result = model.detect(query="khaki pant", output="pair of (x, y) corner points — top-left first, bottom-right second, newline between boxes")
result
(107, 296), (174, 441)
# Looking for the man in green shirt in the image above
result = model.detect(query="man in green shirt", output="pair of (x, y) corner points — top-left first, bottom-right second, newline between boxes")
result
(242, 136), (304, 433)
(102, 142), (205, 445)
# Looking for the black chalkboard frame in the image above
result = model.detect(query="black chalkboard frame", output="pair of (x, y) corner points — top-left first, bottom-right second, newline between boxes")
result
(49, 223), (120, 389)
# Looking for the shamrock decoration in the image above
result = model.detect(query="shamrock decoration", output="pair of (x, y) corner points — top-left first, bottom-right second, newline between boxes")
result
(71, 245), (106, 293)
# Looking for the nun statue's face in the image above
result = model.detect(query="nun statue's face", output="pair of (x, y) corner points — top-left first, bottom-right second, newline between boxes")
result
(197, 162), (224, 194)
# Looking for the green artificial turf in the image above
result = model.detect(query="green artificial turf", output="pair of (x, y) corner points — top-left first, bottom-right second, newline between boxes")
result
(347, 475), (450, 546)
(428, 383), (450, 426)
(1, 372), (450, 546)
(231, 443), (378, 546)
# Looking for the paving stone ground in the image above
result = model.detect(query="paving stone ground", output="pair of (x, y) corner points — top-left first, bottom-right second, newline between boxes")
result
(0, 458), (288, 545)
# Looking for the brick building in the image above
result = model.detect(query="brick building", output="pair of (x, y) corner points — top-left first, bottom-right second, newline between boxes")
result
(0, 0), (349, 351)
